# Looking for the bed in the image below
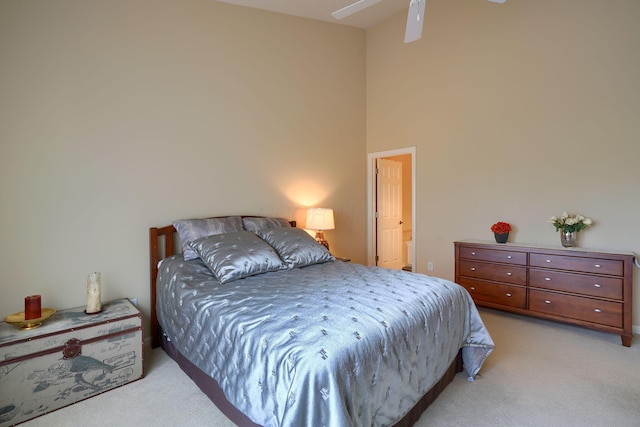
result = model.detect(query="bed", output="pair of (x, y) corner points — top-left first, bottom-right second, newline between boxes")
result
(149, 216), (494, 427)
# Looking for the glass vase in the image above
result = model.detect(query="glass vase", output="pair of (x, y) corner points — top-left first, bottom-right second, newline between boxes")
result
(560, 230), (576, 248)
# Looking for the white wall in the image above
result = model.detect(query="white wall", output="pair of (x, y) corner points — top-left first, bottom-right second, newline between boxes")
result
(367, 0), (640, 328)
(0, 0), (367, 333)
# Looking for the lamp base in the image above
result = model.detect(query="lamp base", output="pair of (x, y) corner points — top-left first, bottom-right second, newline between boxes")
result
(314, 231), (330, 251)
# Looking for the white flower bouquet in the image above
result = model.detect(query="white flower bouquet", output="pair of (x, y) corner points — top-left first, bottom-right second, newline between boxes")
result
(548, 212), (593, 233)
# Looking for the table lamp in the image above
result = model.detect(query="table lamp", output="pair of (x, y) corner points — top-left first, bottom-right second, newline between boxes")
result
(306, 208), (334, 250)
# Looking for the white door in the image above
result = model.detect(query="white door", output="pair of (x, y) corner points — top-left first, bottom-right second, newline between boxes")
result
(376, 158), (403, 269)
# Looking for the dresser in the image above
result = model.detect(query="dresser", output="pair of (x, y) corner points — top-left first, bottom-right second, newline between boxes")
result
(454, 241), (634, 346)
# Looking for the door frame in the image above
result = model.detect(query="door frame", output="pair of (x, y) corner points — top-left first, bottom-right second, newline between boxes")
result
(367, 147), (416, 269)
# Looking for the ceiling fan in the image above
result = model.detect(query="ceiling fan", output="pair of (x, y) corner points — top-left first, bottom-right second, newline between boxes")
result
(332, 0), (506, 43)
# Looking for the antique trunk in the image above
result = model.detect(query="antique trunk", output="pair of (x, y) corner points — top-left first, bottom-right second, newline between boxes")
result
(0, 298), (143, 426)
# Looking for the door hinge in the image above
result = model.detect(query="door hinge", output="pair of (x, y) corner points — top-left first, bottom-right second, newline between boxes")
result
(375, 211), (379, 219)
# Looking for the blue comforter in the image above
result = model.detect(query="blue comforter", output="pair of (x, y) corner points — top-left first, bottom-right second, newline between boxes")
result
(156, 256), (494, 427)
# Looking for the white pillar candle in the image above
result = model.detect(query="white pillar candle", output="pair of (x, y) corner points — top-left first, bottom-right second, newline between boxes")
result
(86, 272), (102, 314)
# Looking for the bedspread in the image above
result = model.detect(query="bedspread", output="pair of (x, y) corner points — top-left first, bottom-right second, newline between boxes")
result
(156, 256), (494, 427)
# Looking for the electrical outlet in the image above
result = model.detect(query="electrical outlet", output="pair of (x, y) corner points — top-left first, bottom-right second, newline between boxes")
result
(130, 297), (138, 307)
(427, 262), (434, 271)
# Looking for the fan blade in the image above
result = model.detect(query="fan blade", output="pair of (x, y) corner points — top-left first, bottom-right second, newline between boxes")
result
(404, 0), (426, 43)
(332, 0), (384, 20)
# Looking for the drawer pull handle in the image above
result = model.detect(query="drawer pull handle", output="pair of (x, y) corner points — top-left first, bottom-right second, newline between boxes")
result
(594, 308), (602, 313)
(594, 264), (602, 268)
(507, 256), (512, 259)
(470, 267), (476, 271)
(506, 272), (512, 276)
(470, 287), (475, 291)
(594, 283), (602, 288)
(471, 252), (476, 255)
(545, 300), (552, 304)
(545, 277), (551, 281)
(545, 259), (552, 263)
(506, 293), (512, 297)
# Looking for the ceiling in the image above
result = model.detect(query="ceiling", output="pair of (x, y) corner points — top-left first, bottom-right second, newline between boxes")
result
(216, 0), (410, 29)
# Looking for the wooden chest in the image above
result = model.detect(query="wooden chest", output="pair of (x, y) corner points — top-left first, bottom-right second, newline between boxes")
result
(0, 299), (143, 426)
(455, 241), (634, 347)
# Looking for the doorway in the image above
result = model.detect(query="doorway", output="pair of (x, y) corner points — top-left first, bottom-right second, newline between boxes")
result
(367, 147), (415, 271)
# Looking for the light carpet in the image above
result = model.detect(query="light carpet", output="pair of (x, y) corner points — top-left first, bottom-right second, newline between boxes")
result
(22, 308), (640, 426)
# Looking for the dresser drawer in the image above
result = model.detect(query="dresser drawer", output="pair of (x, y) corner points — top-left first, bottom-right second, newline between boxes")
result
(529, 253), (623, 276)
(529, 269), (623, 300)
(458, 246), (527, 265)
(458, 277), (526, 309)
(529, 289), (623, 328)
(458, 260), (526, 285)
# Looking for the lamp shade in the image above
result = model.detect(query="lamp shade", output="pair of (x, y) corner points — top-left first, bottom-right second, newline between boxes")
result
(306, 208), (335, 230)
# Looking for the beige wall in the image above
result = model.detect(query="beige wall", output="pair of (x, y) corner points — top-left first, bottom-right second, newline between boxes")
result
(367, 0), (640, 329)
(0, 0), (367, 333)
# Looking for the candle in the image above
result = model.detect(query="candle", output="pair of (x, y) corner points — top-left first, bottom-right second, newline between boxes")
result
(86, 272), (102, 314)
(25, 295), (42, 320)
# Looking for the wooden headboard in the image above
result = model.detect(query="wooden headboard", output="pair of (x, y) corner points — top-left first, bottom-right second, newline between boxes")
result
(149, 224), (180, 348)
(149, 217), (296, 348)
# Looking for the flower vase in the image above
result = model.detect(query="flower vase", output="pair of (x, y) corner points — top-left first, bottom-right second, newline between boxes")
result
(494, 232), (509, 244)
(560, 231), (576, 248)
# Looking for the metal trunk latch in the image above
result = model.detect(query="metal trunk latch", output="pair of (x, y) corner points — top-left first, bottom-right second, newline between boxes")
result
(63, 338), (82, 359)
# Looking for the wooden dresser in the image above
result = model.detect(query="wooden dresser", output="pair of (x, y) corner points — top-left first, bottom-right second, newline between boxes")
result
(454, 240), (634, 346)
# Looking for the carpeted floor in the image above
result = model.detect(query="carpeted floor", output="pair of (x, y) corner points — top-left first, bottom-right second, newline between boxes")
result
(22, 308), (640, 426)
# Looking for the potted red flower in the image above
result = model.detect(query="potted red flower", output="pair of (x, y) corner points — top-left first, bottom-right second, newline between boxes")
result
(491, 221), (511, 244)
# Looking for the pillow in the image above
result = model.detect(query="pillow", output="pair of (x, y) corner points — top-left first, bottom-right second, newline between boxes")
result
(188, 231), (285, 283)
(256, 227), (335, 269)
(173, 216), (243, 261)
(242, 217), (292, 232)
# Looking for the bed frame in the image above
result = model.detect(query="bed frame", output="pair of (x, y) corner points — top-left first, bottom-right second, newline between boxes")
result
(149, 218), (462, 427)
